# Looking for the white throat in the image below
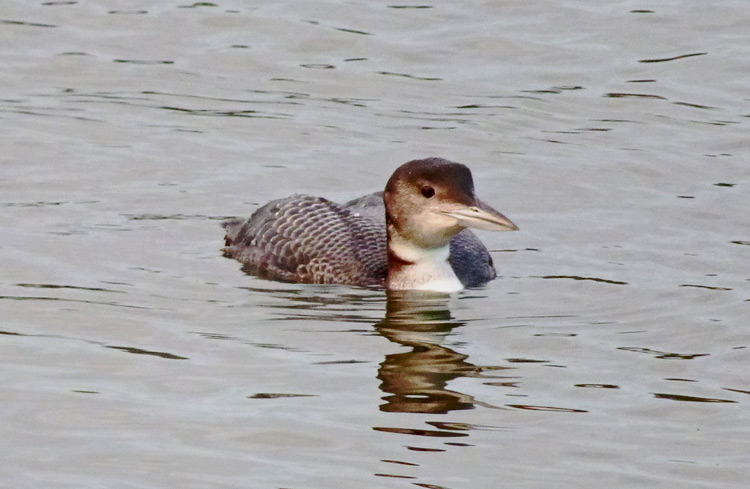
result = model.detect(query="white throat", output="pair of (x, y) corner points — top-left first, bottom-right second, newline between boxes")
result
(387, 236), (464, 292)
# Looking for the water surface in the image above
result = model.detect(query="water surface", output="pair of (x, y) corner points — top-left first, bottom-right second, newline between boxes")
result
(1, 1), (749, 488)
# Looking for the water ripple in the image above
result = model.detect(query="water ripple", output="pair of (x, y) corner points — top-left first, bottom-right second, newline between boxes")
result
(1, 19), (57, 28)
(639, 52), (707, 63)
(652, 393), (737, 404)
(618, 347), (709, 360)
(105, 345), (188, 360)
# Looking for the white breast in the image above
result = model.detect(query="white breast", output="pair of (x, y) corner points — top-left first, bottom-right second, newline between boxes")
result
(387, 239), (464, 292)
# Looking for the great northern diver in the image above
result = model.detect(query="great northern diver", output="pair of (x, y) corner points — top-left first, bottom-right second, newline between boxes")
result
(222, 158), (518, 292)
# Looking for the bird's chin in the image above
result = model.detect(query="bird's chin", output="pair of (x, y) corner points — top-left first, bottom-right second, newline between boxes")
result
(410, 213), (463, 247)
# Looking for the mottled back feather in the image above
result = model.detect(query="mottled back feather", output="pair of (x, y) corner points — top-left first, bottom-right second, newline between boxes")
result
(223, 194), (388, 285)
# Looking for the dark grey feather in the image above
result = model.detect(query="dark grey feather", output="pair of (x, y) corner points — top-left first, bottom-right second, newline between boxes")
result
(223, 194), (387, 285)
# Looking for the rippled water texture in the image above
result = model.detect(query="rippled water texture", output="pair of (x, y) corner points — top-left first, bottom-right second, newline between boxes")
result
(2, 1), (749, 488)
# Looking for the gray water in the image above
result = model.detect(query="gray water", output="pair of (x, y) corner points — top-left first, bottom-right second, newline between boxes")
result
(2, 1), (749, 488)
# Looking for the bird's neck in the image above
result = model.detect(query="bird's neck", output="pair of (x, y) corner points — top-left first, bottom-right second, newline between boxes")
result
(385, 221), (463, 292)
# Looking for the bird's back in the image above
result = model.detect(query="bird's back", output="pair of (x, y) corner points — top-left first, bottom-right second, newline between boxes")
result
(223, 194), (388, 285)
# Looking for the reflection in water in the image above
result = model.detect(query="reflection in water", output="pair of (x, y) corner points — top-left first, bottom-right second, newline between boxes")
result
(375, 291), (504, 414)
(240, 286), (507, 415)
(244, 286), (507, 415)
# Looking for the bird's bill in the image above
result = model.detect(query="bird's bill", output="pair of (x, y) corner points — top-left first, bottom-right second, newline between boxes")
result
(437, 200), (518, 231)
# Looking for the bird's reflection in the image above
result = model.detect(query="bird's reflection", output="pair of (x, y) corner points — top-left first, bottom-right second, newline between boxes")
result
(375, 291), (484, 414)
(238, 285), (497, 414)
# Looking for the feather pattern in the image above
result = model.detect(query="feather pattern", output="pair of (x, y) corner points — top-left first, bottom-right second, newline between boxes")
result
(223, 194), (388, 285)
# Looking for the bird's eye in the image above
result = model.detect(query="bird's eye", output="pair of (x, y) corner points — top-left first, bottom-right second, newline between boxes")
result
(421, 185), (435, 198)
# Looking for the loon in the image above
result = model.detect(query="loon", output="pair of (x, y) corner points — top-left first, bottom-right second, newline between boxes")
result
(222, 157), (518, 292)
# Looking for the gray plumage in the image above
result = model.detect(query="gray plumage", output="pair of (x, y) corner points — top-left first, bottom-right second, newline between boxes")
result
(223, 194), (388, 286)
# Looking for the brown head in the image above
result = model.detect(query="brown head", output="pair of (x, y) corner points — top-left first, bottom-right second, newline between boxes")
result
(383, 158), (517, 250)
